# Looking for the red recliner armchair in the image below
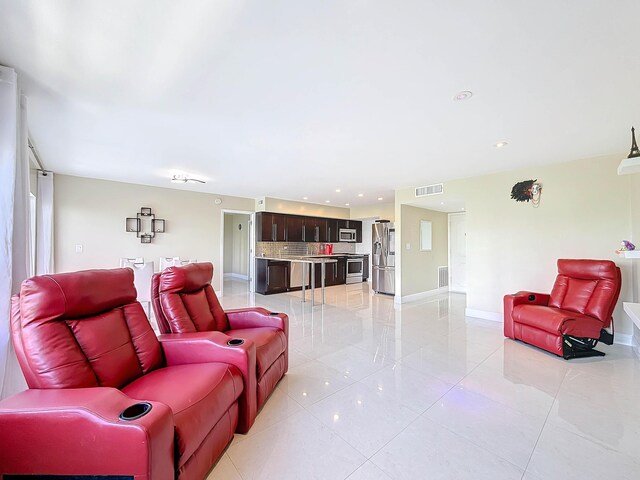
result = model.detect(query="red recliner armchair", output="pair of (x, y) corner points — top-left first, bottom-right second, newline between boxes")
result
(0, 268), (256, 480)
(504, 259), (621, 359)
(152, 263), (288, 430)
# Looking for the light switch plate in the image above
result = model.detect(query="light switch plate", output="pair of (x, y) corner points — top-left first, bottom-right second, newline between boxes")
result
(75, 244), (83, 253)
(406, 243), (411, 250)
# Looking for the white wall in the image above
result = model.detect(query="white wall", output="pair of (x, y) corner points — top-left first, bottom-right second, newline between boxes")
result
(397, 154), (635, 334)
(54, 175), (255, 291)
(260, 197), (350, 218)
(351, 202), (395, 222)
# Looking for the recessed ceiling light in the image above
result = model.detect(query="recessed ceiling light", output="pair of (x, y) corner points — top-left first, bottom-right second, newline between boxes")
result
(325, 200), (331, 203)
(461, 207), (465, 211)
(335, 188), (341, 193)
(357, 193), (364, 197)
(378, 197), (383, 201)
(440, 202), (445, 205)
(453, 90), (473, 101)
(345, 203), (350, 206)
(494, 141), (508, 148)
(303, 196), (308, 200)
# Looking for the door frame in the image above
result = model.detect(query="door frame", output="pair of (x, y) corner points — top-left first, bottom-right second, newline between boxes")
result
(448, 212), (466, 293)
(220, 209), (255, 296)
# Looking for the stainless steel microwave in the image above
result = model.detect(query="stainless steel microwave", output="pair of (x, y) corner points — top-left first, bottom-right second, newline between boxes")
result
(338, 228), (357, 242)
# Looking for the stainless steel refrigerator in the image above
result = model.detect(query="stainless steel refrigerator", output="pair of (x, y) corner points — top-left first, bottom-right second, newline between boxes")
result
(372, 222), (395, 295)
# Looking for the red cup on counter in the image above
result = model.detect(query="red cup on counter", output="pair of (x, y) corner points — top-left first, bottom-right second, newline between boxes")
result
(324, 244), (333, 255)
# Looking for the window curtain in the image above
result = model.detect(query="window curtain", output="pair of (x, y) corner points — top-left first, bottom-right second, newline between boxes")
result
(36, 170), (54, 275)
(0, 66), (30, 399)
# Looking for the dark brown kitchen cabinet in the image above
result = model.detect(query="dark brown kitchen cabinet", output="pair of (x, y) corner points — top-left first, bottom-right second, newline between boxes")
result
(256, 212), (363, 243)
(314, 257), (346, 286)
(362, 254), (369, 281)
(304, 217), (327, 243)
(256, 212), (286, 242)
(327, 219), (339, 243)
(286, 216), (305, 242)
(255, 259), (289, 294)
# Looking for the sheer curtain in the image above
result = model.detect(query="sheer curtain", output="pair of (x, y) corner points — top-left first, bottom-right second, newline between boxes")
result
(0, 66), (30, 399)
(36, 170), (54, 275)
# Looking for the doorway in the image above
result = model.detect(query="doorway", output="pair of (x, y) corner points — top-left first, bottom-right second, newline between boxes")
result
(222, 212), (252, 295)
(448, 213), (466, 293)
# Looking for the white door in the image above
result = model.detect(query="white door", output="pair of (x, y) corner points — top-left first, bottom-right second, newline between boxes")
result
(449, 213), (466, 293)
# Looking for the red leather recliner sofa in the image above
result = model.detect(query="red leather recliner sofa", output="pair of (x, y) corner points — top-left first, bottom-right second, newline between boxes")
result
(152, 263), (288, 430)
(504, 259), (621, 359)
(0, 268), (257, 480)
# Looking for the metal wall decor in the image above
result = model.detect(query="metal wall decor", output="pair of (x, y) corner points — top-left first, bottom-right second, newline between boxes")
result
(125, 207), (166, 243)
(628, 126), (640, 159)
(511, 179), (542, 208)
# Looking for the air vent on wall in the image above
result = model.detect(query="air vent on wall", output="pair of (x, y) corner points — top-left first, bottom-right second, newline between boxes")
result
(415, 183), (444, 197)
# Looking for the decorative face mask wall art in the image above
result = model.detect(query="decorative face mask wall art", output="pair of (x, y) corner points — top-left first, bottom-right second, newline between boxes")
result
(510, 179), (542, 207)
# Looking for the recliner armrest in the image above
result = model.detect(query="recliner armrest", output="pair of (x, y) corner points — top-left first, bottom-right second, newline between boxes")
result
(510, 291), (551, 306)
(158, 331), (257, 433)
(226, 307), (289, 333)
(503, 291), (550, 339)
(0, 387), (174, 480)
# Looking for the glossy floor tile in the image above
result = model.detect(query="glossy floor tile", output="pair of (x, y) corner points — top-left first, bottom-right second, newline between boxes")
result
(211, 279), (640, 480)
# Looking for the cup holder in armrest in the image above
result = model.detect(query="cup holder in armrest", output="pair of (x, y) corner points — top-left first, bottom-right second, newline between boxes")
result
(269, 312), (280, 316)
(227, 338), (245, 346)
(119, 402), (152, 421)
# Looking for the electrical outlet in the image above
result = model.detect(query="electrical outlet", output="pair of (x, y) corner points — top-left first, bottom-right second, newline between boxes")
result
(406, 243), (411, 250)
(75, 244), (83, 253)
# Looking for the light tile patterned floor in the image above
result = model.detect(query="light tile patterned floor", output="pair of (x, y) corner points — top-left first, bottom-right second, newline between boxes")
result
(208, 280), (640, 480)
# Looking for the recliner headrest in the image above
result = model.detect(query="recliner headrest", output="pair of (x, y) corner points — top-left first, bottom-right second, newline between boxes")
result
(19, 268), (137, 325)
(159, 262), (213, 294)
(557, 259), (618, 281)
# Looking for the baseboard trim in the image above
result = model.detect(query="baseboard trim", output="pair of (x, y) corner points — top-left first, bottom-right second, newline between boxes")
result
(396, 287), (449, 304)
(614, 333), (633, 346)
(223, 273), (249, 280)
(465, 308), (502, 322)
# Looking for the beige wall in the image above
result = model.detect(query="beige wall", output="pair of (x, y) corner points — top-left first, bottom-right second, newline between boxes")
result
(400, 205), (449, 297)
(259, 197), (350, 219)
(438, 154), (634, 334)
(54, 175), (254, 291)
(350, 202), (395, 222)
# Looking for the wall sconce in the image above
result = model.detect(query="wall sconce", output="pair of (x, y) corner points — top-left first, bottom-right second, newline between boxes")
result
(126, 207), (166, 243)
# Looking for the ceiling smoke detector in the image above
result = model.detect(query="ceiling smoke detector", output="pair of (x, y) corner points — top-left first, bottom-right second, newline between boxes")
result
(171, 174), (205, 184)
(453, 90), (473, 101)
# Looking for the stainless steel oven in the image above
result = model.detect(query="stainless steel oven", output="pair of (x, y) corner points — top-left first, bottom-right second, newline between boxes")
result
(346, 257), (364, 284)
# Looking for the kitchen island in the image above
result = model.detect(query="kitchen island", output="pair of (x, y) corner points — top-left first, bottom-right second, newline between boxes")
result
(256, 256), (338, 305)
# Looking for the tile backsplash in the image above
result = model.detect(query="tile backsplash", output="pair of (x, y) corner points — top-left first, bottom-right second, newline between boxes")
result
(255, 242), (355, 257)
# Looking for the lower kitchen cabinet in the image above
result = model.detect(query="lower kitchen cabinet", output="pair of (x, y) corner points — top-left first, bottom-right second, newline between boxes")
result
(255, 259), (289, 294)
(314, 257), (346, 287)
(362, 254), (369, 281)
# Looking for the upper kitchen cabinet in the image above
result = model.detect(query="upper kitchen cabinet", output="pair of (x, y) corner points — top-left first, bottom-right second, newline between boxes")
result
(327, 218), (339, 243)
(256, 212), (362, 243)
(256, 212), (286, 242)
(303, 217), (327, 242)
(286, 215), (305, 242)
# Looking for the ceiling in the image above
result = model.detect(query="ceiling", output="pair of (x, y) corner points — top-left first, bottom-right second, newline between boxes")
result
(1, 0), (638, 208)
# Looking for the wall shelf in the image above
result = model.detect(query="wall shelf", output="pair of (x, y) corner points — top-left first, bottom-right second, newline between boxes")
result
(623, 302), (640, 330)
(617, 251), (640, 259)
